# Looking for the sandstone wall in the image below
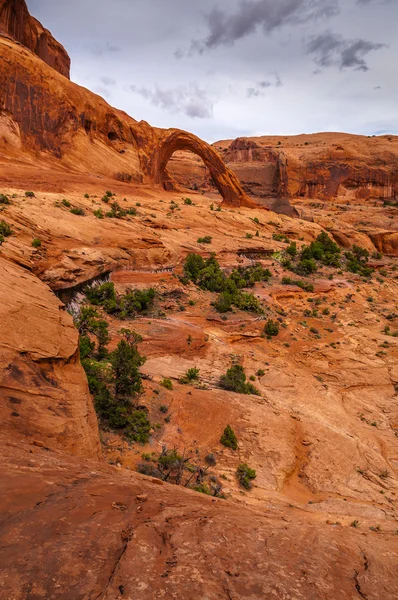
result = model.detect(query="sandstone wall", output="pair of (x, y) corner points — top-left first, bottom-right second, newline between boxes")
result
(0, 0), (70, 78)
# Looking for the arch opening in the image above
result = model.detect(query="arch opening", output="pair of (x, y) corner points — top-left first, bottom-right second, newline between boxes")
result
(152, 130), (254, 208)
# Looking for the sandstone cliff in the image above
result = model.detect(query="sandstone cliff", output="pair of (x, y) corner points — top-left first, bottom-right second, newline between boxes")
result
(0, 0), (70, 78)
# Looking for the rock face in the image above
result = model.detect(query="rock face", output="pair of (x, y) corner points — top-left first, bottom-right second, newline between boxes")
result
(0, 257), (101, 458)
(0, 35), (251, 207)
(217, 133), (398, 202)
(0, 0), (70, 78)
(1, 438), (397, 600)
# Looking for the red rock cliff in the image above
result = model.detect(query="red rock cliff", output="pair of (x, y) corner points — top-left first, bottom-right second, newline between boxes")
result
(0, 0), (70, 78)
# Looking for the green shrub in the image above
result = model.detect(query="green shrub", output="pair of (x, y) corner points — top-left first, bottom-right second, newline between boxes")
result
(25, 191), (35, 198)
(32, 238), (42, 248)
(0, 220), (13, 244)
(0, 194), (10, 204)
(93, 209), (104, 219)
(110, 333), (146, 400)
(219, 365), (259, 395)
(183, 197), (193, 205)
(294, 258), (317, 276)
(62, 199), (71, 207)
(264, 319), (279, 337)
(84, 193), (90, 198)
(197, 236), (212, 244)
(160, 378), (173, 390)
(70, 207), (85, 216)
(180, 367), (200, 384)
(236, 463), (257, 490)
(256, 369), (265, 377)
(214, 291), (233, 313)
(220, 424), (238, 450)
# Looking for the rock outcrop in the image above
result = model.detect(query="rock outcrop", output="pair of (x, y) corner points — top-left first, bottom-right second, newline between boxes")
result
(0, 0), (70, 78)
(218, 133), (398, 202)
(0, 257), (101, 458)
(0, 34), (251, 208)
(1, 437), (397, 600)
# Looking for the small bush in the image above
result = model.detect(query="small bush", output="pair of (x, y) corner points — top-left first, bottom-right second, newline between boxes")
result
(0, 194), (10, 204)
(197, 236), (212, 244)
(32, 238), (42, 248)
(25, 191), (35, 198)
(62, 199), (71, 207)
(205, 453), (217, 466)
(264, 319), (279, 337)
(84, 193), (90, 198)
(0, 220), (13, 242)
(93, 209), (104, 219)
(256, 369), (265, 377)
(180, 367), (200, 384)
(220, 425), (238, 450)
(219, 365), (259, 395)
(183, 198), (193, 205)
(160, 378), (173, 390)
(70, 207), (85, 216)
(236, 463), (256, 490)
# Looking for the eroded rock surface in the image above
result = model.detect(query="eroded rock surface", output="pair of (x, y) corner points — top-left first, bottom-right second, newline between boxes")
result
(0, 257), (101, 458)
(0, 0), (70, 77)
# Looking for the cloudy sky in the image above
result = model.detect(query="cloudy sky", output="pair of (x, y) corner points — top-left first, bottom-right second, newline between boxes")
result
(27, 0), (396, 142)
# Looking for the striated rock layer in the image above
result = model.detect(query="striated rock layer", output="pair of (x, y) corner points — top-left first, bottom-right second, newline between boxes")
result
(170, 133), (398, 204)
(0, 34), (252, 208)
(0, 0), (70, 78)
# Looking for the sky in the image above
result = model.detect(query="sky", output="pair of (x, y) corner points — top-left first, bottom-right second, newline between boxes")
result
(27, 0), (397, 143)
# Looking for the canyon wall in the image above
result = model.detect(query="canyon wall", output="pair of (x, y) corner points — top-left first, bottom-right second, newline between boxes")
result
(0, 0), (70, 78)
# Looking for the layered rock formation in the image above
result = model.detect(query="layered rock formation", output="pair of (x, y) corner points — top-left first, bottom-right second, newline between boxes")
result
(0, 257), (101, 458)
(0, 0), (70, 77)
(0, 33), (251, 207)
(217, 133), (398, 202)
(0, 4), (398, 599)
(170, 133), (398, 204)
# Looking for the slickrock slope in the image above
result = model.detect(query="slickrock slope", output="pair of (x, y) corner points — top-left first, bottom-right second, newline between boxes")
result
(1, 435), (397, 600)
(0, 5), (398, 599)
(0, 0), (70, 77)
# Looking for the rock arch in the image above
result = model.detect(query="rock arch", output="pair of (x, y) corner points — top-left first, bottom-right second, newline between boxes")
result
(151, 129), (255, 207)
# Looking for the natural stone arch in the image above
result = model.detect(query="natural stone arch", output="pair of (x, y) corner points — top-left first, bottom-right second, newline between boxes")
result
(151, 129), (255, 207)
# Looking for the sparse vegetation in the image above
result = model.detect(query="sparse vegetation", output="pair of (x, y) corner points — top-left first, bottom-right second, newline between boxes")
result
(197, 236), (212, 244)
(70, 207), (85, 216)
(32, 238), (42, 248)
(0, 220), (13, 244)
(179, 367), (200, 384)
(0, 194), (10, 205)
(236, 463), (256, 490)
(264, 319), (280, 337)
(219, 365), (259, 395)
(160, 378), (173, 390)
(220, 425), (238, 450)
(25, 191), (35, 198)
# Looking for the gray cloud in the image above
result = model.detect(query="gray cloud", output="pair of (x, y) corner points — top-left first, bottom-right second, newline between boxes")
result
(306, 31), (386, 70)
(130, 84), (213, 119)
(91, 43), (121, 56)
(191, 0), (340, 53)
(247, 73), (283, 97)
(100, 76), (116, 87)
